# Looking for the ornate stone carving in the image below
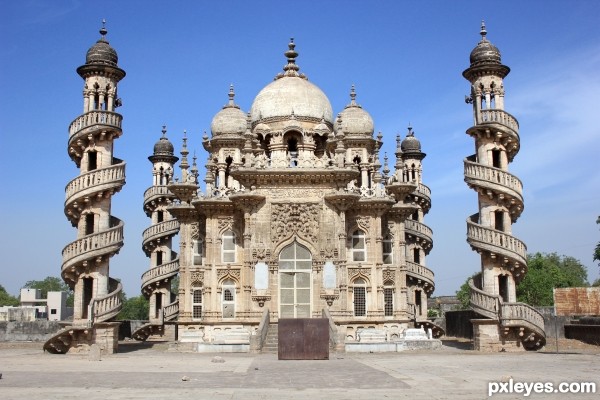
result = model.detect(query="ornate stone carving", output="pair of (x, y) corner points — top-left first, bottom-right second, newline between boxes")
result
(190, 222), (199, 240)
(190, 271), (204, 286)
(271, 202), (319, 244)
(217, 268), (241, 282)
(348, 267), (371, 280)
(217, 216), (234, 233)
(382, 269), (395, 284)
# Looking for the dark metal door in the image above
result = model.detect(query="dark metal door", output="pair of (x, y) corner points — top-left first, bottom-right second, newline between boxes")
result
(278, 318), (329, 360)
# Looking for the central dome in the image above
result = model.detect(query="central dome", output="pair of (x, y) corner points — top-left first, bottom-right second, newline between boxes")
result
(250, 39), (333, 125)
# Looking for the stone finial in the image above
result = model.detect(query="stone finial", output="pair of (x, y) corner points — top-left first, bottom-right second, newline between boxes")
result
(480, 20), (487, 41)
(100, 19), (107, 39)
(161, 125), (167, 138)
(383, 152), (390, 178)
(350, 84), (357, 105)
(407, 124), (414, 137)
(282, 38), (301, 77)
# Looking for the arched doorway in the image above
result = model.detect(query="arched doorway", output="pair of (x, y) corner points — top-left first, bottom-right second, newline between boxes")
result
(279, 241), (312, 318)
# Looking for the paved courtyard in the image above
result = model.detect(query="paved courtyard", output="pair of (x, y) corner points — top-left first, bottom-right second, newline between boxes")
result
(0, 340), (598, 399)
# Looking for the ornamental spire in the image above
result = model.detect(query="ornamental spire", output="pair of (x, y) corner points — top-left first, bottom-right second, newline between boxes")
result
(480, 20), (487, 41)
(99, 19), (108, 42)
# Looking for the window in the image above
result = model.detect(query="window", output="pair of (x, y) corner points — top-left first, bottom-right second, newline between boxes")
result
(88, 151), (97, 171)
(221, 231), (236, 263)
(222, 278), (235, 318)
(384, 287), (394, 317)
(156, 251), (163, 266)
(353, 278), (366, 317)
(193, 239), (203, 265)
(352, 230), (366, 262)
(413, 248), (421, 264)
(192, 289), (202, 319)
(50, 309), (57, 315)
(494, 210), (504, 232)
(382, 236), (393, 264)
(492, 149), (501, 168)
(85, 214), (94, 235)
(156, 211), (164, 223)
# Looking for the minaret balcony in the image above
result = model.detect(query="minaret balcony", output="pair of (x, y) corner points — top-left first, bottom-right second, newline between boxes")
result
(413, 183), (431, 214)
(65, 163), (125, 221)
(92, 277), (123, 323)
(141, 258), (180, 295)
(163, 300), (180, 321)
(143, 185), (176, 213)
(142, 219), (180, 253)
(500, 302), (546, 349)
(405, 261), (435, 293)
(466, 215), (527, 276)
(476, 109), (519, 135)
(69, 110), (123, 142)
(464, 159), (524, 218)
(61, 218), (124, 277)
(405, 219), (433, 250)
(468, 278), (501, 320)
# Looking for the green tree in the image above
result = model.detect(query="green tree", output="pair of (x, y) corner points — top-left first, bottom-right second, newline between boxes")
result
(517, 252), (589, 306)
(456, 273), (479, 310)
(592, 278), (600, 287)
(23, 276), (74, 306)
(117, 295), (149, 320)
(0, 284), (19, 306)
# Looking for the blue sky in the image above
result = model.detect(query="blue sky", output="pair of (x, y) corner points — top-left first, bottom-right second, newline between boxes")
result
(1, 0), (598, 298)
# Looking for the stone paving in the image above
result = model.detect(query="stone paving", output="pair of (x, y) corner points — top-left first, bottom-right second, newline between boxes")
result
(0, 341), (599, 399)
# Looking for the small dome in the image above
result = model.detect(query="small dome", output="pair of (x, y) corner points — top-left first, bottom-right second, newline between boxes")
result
(469, 22), (501, 67)
(85, 24), (118, 67)
(401, 127), (422, 153)
(211, 85), (247, 137)
(337, 85), (374, 136)
(153, 131), (175, 155)
(250, 39), (333, 124)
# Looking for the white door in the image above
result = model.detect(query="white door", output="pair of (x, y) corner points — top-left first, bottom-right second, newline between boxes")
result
(279, 242), (312, 318)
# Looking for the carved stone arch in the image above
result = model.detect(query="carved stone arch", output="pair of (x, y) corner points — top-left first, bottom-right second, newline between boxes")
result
(216, 216), (237, 237)
(217, 269), (241, 286)
(348, 268), (372, 286)
(347, 218), (370, 237)
(272, 235), (317, 261)
(382, 269), (395, 286)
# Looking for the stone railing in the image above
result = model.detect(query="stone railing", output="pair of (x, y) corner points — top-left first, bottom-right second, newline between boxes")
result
(69, 110), (122, 139)
(405, 219), (433, 245)
(468, 279), (501, 320)
(62, 218), (124, 271)
(466, 215), (527, 266)
(501, 303), (546, 338)
(141, 258), (179, 291)
(65, 162), (125, 205)
(415, 183), (431, 204)
(93, 278), (123, 323)
(143, 185), (174, 206)
(405, 261), (435, 288)
(477, 109), (519, 133)
(464, 160), (523, 201)
(163, 301), (179, 321)
(142, 219), (180, 247)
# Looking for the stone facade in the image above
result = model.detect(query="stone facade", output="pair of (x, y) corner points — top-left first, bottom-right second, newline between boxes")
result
(156, 39), (442, 348)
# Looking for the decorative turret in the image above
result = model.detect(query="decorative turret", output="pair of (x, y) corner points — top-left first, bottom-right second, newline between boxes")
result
(133, 127), (180, 341)
(45, 21), (126, 354)
(463, 22), (545, 351)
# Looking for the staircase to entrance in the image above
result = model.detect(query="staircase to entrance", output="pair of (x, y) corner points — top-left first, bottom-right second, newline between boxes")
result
(262, 323), (278, 353)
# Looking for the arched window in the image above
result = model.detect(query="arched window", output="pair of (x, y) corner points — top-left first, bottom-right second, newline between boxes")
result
(352, 230), (366, 262)
(222, 278), (235, 318)
(353, 278), (367, 317)
(384, 282), (394, 317)
(287, 137), (299, 167)
(382, 235), (393, 265)
(221, 231), (236, 263)
(192, 288), (202, 320)
(193, 239), (203, 265)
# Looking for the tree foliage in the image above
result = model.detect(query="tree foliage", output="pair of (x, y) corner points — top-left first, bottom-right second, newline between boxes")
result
(0, 284), (19, 306)
(117, 295), (149, 320)
(517, 252), (589, 306)
(456, 273), (479, 310)
(23, 276), (74, 306)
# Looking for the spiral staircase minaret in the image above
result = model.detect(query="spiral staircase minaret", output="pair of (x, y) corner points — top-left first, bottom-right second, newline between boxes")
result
(463, 22), (545, 351)
(45, 22), (126, 354)
(132, 127), (180, 341)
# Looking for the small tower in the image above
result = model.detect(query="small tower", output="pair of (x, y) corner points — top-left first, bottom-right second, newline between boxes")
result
(463, 22), (545, 351)
(133, 127), (180, 341)
(400, 127), (435, 324)
(45, 22), (126, 354)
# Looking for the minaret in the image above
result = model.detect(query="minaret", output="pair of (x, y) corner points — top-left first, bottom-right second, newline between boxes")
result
(46, 22), (126, 354)
(134, 127), (180, 341)
(463, 22), (545, 350)
(400, 126), (434, 320)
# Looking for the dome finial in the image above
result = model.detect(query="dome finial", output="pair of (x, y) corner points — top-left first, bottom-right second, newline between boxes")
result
(283, 37), (300, 76)
(161, 125), (167, 138)
(407, 124), (414, 137)
(480, 20), (487, 41)
(350, 84), (357, 105)
(100, 19), (108, 39)
(228, 84), (235, 105)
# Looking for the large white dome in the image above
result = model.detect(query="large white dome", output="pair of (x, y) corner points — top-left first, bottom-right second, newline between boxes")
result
(250, 40), (333, 125)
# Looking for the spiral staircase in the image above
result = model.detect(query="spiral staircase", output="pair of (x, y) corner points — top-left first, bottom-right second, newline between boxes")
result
(462, 23), (545, 350)
(45, 25), (126, 354)
(131, 148), (179, 341)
